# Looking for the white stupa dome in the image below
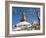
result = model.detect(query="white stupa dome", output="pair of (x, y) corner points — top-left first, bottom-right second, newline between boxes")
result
(16, 21), (32, 26)
(16, 12), (32, 26)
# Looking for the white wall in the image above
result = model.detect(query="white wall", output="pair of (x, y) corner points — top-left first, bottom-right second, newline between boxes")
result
(0, 0), (46, 38)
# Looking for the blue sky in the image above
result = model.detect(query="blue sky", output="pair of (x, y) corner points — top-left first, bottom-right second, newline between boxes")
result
(12, 7), (40, 27)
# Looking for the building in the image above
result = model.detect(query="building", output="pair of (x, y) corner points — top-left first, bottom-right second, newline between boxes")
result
(14, 12), (32, 31)
(32, 20), (40, 30)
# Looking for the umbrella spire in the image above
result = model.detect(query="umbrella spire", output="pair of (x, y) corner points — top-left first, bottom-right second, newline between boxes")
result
(21, 12), (26, 22)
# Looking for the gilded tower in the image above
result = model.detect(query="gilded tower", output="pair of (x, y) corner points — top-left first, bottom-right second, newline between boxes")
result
(21, 13), (26, 22)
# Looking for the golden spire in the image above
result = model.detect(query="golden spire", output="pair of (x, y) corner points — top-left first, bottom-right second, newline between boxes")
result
(21, 12), (26, 22)
(23, 13), (26, 21)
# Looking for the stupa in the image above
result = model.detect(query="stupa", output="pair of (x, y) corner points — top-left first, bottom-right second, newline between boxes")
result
(14, 12), (32, 31)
